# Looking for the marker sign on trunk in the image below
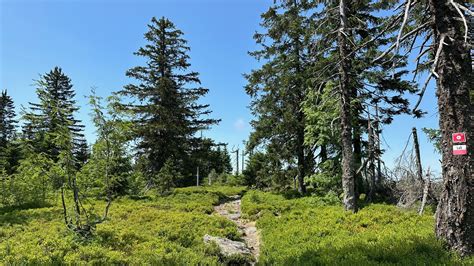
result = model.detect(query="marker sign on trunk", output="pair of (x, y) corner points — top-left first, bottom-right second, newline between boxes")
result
(453, 145), (467, 155)
(452, 132), (466, 143)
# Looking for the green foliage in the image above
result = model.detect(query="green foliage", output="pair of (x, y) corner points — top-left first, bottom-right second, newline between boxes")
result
(6, 153), (55, 206)
(223, 174), (246, 187)
(304, 81), (340, 150)
(422, 127), (442, 154)
(245, 1), (315, 193)
(84, 91), (134, 197)
(204, 169), (219, 186)
(241, 190), (473, 265)
(188, 141), (233, 186)
(155, 159), (181, 194)
(174, 185), (246, 199)
(205, 171), (247, 188)
(118, 17), (219, 184)
(22, 67), (84, 163)
(305, 160), (342, 197)
(2, 186), (473, 264)
(0, 90), (19, 175)
(0, 186), (244, 264)
(243, 151), (297, 190)
(127, 171), (146, 197)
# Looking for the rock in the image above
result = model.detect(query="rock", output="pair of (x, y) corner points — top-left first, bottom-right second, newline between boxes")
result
(203, 234), (252, 257)
(228, 213), (241, 220)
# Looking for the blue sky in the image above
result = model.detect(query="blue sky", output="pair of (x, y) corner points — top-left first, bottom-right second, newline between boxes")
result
(0, 0), (441, 174)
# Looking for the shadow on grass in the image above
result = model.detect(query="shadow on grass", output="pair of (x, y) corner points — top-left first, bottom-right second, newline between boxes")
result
(278, 236), (460, 265)
(0, 202), (58, 226)
(0, 202), (52, 214)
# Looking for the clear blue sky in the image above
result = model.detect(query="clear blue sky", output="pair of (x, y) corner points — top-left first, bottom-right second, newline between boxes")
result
(0, 0), (441, 174)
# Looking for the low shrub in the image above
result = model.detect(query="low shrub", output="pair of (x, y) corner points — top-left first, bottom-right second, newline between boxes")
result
(0, 186), (244, 264)
(241, 190), (474, 265)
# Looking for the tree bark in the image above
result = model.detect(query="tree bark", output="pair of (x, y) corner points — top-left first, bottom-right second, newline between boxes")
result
(353, 125), (363, 199)
(368, 110), (376, 202)
(338, 0), (357, 212)
(412, 127), (424, 183)
(375, 102), (382, 185)
(431, 0), (473, 256)
(297, 118), (307, 194)
(419, 169), (431, 216)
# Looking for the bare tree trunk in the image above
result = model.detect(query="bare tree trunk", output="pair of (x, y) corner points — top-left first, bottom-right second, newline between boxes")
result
(71, 175), (81, 228)
(375, 102), (382, 185)
(412, 127), (424, 182)
(61, 186), (70, 228)
(419, 168), (431, 216)
(102, 140), (112, 221)
(338, 0), (357, 212)
(320, 145), (328, 163)
(368, 110), (376, 202)
(297, 120), (307, 194)
(353, 124), (363, 199)
(352, 85), (363, 199)
(236, 149), (239, 176)
(431, 0), (473, 256)
(241, 148), (245, 173)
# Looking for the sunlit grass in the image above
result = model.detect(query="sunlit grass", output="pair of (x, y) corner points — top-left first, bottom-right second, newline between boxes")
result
(0, 186), (245, 264)
(241, 190), (474, 265)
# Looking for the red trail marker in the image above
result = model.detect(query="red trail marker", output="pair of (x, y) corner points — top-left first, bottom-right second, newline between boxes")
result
(452, 132), (466, 143)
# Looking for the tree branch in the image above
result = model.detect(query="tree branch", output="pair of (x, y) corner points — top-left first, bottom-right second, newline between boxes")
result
(412, 34), (446, 112)
(449, 0), (470, 43)
(373, 21), (431, 63)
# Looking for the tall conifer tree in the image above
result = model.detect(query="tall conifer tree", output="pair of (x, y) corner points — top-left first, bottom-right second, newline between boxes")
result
(119, 17), (219, 185)
(246, 0), (313, 194)
(0, 90), (17, 173)
(305, 0), (417, 210)
(23, 67), (84, 163)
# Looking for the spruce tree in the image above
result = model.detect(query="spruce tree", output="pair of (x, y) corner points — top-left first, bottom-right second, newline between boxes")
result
(0, 90), (17, 173)
(305, 0), (417, 210)
(0, 90), (16, 145)
(118, 17), (219, 185)
(74, 137), (89, 169)
(245, 0), (313, 194)
(23, 67), (84, 163)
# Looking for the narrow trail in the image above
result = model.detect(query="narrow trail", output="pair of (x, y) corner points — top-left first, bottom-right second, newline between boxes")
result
(214, 195), (260, 262)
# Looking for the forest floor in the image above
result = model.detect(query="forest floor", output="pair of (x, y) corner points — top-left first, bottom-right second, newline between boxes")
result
(1, 186), (473, 265)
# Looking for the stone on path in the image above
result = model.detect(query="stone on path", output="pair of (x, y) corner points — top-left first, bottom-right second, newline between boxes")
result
(203, 234), (252, 257)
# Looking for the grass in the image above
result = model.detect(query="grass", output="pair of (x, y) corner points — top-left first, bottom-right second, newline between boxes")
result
(241, 190), (474, 265)
(0, 186), (246, 265)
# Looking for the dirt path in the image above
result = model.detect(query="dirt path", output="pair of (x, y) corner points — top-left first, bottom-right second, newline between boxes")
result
(214, 195), (260, 261)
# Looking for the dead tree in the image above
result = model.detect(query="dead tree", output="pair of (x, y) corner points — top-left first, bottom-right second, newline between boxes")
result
(412, 127), (424, 183)
(419, 168), (432, 215)
(231, 146), (239, 176)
